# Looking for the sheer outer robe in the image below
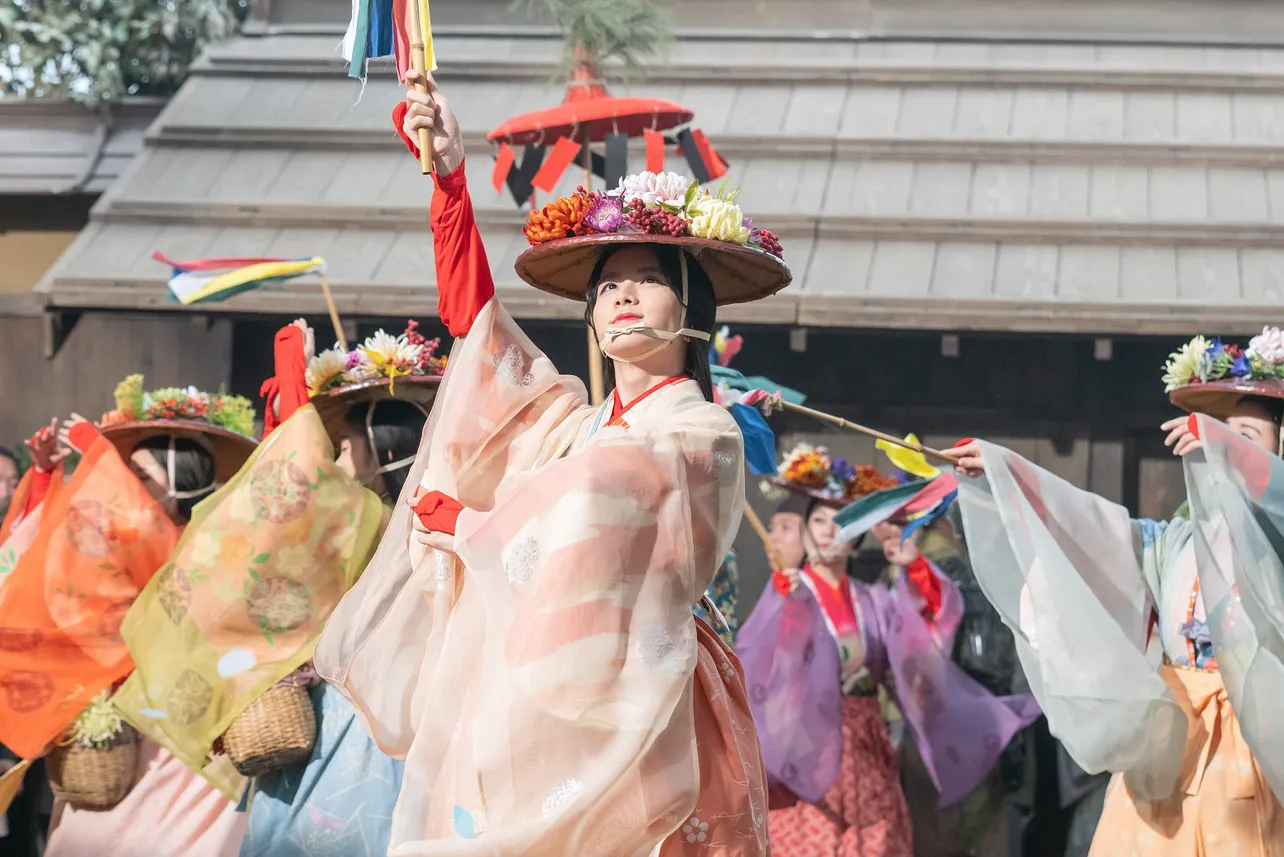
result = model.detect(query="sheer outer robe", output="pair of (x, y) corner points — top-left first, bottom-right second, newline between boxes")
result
(314, 298), (749, 855)
(1185, 414), (1284, 800)
(954, 442), (1188, 800)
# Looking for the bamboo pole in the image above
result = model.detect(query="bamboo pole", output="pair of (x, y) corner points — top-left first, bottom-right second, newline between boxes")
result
(316, 273), (348, 352)
(582, 136), (606, 405)
(742, 502), (785, 572)
(779, 400), (953, 463)
(406, 0), (434, 175)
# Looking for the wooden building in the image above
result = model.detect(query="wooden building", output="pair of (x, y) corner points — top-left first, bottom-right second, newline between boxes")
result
(8, 0), (1284, 594)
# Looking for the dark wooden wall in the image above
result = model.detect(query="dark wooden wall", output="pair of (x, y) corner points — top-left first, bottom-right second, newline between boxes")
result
(0, 313), (234, 449)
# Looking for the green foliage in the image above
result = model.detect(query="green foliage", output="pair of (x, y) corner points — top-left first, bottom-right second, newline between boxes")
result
(0, 0), (248, 109)
(211, 393), (256, 438)
(113, 373), (145, 419)
(512, 0), (672, 79)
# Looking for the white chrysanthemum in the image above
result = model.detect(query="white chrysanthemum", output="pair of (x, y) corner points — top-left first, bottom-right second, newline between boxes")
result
(608, 171), (692, 207)
(306, 346), (349, 393)
(361, 329), (424, 377)
(1162, 335), (1208, 392)
(1248, 326), (1284, 364)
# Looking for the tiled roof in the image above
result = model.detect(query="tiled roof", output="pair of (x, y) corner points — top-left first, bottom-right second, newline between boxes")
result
(38, 28), (1284, 332)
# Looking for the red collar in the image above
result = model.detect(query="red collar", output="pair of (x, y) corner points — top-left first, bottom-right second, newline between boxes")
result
(608, 376), (689, 426)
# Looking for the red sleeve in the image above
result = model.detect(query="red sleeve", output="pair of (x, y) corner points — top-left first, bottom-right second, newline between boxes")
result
(69, 422), (101, 455)
(21, 468), (52, 516)
(260, 325), (310, 436)
(905, 556), (943, 621)
(413, 490), (464, 536)
(392, 103), (494, 337)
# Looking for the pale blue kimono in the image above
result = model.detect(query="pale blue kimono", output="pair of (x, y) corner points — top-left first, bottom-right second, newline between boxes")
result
(239, 684), (402, 857)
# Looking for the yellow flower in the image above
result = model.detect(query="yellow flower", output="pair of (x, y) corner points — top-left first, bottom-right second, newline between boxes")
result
(1162, 335), (1208, 392)
(689, 199), (750, 245)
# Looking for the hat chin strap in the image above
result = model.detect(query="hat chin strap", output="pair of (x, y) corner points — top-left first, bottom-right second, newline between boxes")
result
(165, 436), (217, 502)
(596, 250), (712, 365)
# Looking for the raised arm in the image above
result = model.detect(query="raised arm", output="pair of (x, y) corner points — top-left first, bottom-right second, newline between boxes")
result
(394, 72), (494, 338)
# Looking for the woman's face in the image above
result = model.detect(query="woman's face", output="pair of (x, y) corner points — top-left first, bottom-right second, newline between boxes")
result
(804, 503), (854, 564)
(129, 448), (178, 522)
(590, 246), (685, 362)
(336, 430), (376, 485)
(1228, 398), (1279, 453)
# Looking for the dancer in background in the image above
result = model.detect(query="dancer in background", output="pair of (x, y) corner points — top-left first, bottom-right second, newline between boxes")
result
(741, 443), (1040, 857)
(12, 379), (259, 857)
(945, 327), (1284, 856)
(238, 319), (438, 857)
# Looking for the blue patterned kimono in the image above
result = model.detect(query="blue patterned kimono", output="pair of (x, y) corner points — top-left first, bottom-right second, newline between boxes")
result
(695, 552), (739, 646)
(239, 684), (402, 857)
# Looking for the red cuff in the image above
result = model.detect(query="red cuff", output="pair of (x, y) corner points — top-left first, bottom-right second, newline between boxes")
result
(262, 326), (309, 436)
(69, 422), (101, 454)
(772, 571), (792, 596)
(413, 490), (464, 536)
(905, 556), (943, 621)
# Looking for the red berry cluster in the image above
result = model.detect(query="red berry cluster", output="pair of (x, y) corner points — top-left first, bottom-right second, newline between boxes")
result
(753, 229), (784, 259)
(404, 320), (441, 371)
(627, 199), (690, 237)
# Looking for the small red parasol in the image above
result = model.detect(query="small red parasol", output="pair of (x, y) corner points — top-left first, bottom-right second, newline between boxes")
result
(486, 62), (693, 147)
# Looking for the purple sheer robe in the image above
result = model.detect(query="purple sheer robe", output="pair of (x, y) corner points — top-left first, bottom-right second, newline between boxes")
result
(738, 562), (1042, 808)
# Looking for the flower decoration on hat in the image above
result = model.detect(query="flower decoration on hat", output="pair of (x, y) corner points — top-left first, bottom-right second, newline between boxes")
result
(522, 172), (784, 260)
(1162, 328), (1284, 392)
(766, 442), (899, 504)
(307, 320), (446, 396)
(100, 374), (256, 437)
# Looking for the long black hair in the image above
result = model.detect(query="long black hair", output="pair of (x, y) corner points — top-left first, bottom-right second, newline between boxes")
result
(344, 399), (428, 501)
(583, 245), (716, 402)
(137, 435), (215, 523)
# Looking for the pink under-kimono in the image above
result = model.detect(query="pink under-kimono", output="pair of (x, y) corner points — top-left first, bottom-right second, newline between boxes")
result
(45, 739), (245, 857)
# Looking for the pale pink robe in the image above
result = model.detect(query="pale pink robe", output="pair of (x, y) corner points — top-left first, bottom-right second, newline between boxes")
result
(45, 739), (246, 857)
(316, 298), (769, 856)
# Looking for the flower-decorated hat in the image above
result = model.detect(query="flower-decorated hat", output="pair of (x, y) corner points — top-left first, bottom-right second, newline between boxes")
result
(1163, 327), (1284, 419)
(98, 375), (258, 484)
(763, 442), (900, 507)
(515, 172), (791, 305)
(306, 320), (445, 444)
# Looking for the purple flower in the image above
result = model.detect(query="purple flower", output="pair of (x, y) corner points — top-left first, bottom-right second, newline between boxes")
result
(343, 351), (363, 371)
(1232, 354), (1252, 377)
(831, 458), (855, 483)
(584, 197), (624, 233)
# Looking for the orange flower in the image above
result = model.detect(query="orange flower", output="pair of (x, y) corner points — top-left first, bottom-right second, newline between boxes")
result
(524, 189), (597, 244)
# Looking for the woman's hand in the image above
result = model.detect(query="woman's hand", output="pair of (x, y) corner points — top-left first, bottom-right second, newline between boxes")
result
(57, 413), (91, 455)
(26, 418), (68, 473)
(874, 521), (920, 567)
(401, 70), (464, 175)
(1162, 415), (1203, 457)
(943, 440), (985, 478)
(292, 318), (315, 363)
(410, 509), (455, 553)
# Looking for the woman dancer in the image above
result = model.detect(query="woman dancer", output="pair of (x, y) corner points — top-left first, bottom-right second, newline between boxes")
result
(741, 445), (1039, 857)
(314, 71), (786, 854)
(239, 320), (438, 857)
(24, 380), (259, 857)
(945, 328), (1284, 855)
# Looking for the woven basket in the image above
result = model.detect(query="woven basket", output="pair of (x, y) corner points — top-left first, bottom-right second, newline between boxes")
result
(47, 725), (139, 810)
(223, 683), (316, 777)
